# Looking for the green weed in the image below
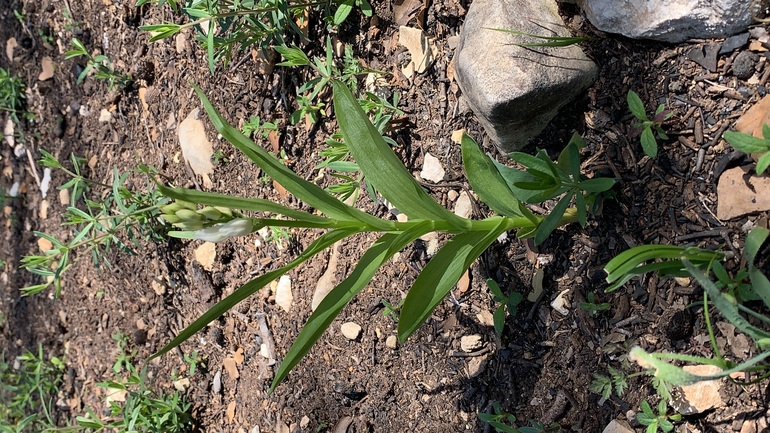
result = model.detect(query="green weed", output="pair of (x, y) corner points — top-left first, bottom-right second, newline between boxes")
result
(478, 401), (559, 433)
(627, 90), (673, 158)
(637, 399), (681, 433)
(65, 38), (132, 90)
(723, 125), (770, 175)
(486, 278), (523, 333)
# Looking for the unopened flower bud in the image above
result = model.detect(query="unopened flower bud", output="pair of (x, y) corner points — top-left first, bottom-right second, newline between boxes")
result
(175, 220), (204, 231)
(175, 209), (202, 223)
(161, 214), (181, 224)
(193, 218), (253, 243)
(160, 203), (183, 215)
(198, 206), (223, 221)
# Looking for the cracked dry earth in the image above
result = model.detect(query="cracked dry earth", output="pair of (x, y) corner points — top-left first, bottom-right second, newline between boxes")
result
(2, 0), (770, 432)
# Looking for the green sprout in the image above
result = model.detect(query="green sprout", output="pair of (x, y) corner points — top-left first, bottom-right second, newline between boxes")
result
(627, 90), (673, 158)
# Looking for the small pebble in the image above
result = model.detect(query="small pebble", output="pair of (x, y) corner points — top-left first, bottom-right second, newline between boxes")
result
(460, 334), (483, 352)
(732, 51), (758, 80)
(212, 370), (222, 394)
(386, 335), (398, 349)
(341, 322), (362, 340)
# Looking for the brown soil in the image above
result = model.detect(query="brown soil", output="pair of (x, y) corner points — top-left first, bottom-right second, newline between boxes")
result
(1, 0), (769, 432)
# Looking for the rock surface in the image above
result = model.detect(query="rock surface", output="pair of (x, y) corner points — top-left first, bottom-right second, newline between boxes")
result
(341, 322), (362, 340)
(577, 0), (753, 43)
(602, 420), (634, 433)
(454, 0), (597, 152)
(673, 364), (725, 415)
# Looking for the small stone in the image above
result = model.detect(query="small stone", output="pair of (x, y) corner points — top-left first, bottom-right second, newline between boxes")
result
(447, 190), (459, 201)
(673, 364), (724, 415)
(172, 377), (190, 392)
(476, 310), (495, 327)
(740, 419), (757, 433)
(732, 51), (758, 80)
(460, 334), (483, 352)
(602, 420), (635, 433)
(98, 109), (112, 123)
(550, 289), (571, 316)
(194, 242), (216, 270)
(385, 335), (398, 349)
(396, 212), (409, 223)
(420, 153), (445, 183)
(260, 343), (270, 359)
(300, 416), (310, 429)
(212, 370), (222, 394)
(37, 237), (53, 252)
(467, 355), (488, 378)
(39, 200), (49, 220)
(151, 276), (166, 296)
(274, 275), (293, 313)
(59, 189), (70, 205)
(453, 191), (473, 219)
(341, 322), (362, 340)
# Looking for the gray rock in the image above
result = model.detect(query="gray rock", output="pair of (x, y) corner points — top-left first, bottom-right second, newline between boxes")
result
(454, 0), (597, 153)
(732, 51), (758, 80)
(578, 0), (753, 43)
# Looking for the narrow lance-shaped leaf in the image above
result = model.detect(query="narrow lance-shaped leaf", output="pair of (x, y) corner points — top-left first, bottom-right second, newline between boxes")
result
(271, 222), (433, 390)
(192, 84), (391, 230)
(461, 133), (523, 218)
(148, 228), (357, 363)
(332, 80), (470, 231)
(723, 131), (768, 154)
(157, 183), (334, 226)
(745, 227), (770, 309)
(684, 259), (770, 341)
(534, 193), (571, 246)
(398, 218), (510, 341)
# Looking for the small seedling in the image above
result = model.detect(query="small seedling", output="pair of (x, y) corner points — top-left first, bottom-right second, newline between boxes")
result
(723, 125), (770, 175)
(637, 399), (681, 433)
(578, 292), (610, 316)
(627, 90), (673, 158)
(589, 366), (632, 403)
(211, 149), (230, 164)
(381, 297), (404, 322)
(242, 115), (278, 139)
(0, 68), (26, 114)
(65, 38), (132, 90)
(487, 278), (523, 334)
(184, 351), (206, 377)
(478, 401), (560, 433)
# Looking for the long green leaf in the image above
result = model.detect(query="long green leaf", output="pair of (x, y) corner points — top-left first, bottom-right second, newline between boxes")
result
(745, 227), (770, 309)
(723, 131), (768, 153)
(157, 184), (333, 225)
(490, 159), (542, 203)
(604, 245), (722, 285)
(397, 218), (509, 341)
(684, 259), (770, 341)
(148, 228), (357, 363)
(332, 80), (470, 231)
(461, 133), (523, 218)
(534, 193), (571, 245)
(271, 222), (433, 390)
(193, 85), (391, 230)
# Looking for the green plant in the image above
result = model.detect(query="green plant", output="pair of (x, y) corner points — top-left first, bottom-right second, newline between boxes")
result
(627, 90), (673, 158)
(64, 38), (132, 90)
(492, 133), (616, 245)
(589, 366), (631, 402)
(486, 278), (523, 333)
(146, 79), (611, 393)
(579, 292), (610, 316)
(71, 336), (192, 433)
(606, 227), (770, 392)
(0, 68), (26, 114)
(637, 399), (681, 433)
(478, 401), (559, 433)
(241, 115), (278, 139)
(723, 125), (770, 175)
(183, 351), (206, 377)
(211, 149), (230, 164)
(138, 0), (329, 73)
(0, 346), (65, 433)
(20, 152), (169, 296)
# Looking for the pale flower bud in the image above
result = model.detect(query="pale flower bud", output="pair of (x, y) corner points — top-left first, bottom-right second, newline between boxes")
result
(193, 218), (253, 243)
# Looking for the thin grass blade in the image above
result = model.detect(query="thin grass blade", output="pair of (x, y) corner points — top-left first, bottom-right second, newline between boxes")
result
(745, 227), (770, 309)
(684, 259), (770, 341)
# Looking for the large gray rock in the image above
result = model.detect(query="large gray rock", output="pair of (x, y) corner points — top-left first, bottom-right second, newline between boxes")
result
(577, 0), (754, 43)
(454, 0), (597, 153)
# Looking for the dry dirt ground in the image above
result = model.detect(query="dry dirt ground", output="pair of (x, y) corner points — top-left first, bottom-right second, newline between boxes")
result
(2, 0), (770, 432)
